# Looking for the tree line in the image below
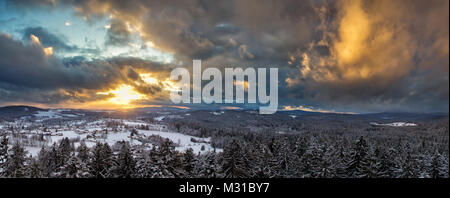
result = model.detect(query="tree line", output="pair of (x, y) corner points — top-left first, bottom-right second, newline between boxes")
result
(0, 131), (448, 178)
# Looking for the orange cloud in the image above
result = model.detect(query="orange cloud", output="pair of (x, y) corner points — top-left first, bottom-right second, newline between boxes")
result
(30, 34), (53, 56)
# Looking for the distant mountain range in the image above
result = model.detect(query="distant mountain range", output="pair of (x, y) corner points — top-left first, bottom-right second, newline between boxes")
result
(0, 105), (45, 118)
(0, 105), (448, 123)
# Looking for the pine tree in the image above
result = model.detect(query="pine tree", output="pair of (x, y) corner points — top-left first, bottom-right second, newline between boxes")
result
(274, 137), (297, 177)
(27, 157), (42, 178)
(416, 152), (432, 178)
(345, 136), (371, 178)
(183, 148), (196, 177)
(89, 142), (109, 178)
(156, 139), (185, 178)
(58, 137), (72, 162)
(114, 143), (136, 178)
(76, 140), (89, 163)
(0, 135), (8, 177)
(316, 144), (337, 178)
(430, 152), (448, 178)
(400, 152), (419, 178)
(253, 144), (276, 178)
(102, 143), (114, 177)
(134, 148), (154, 178)
(4, 142), (28, 177)
(47, 143), (62, 176)
(59, 154), (91, 178)
(37, 146), (53, 177)
(370, 148), (398, 178)
(222, 140), (246, 178)
(195, 151), (220, 178)
(240, 143), (258, 177)
(334, 143), (350, 178)
(299, 138), (322, 178)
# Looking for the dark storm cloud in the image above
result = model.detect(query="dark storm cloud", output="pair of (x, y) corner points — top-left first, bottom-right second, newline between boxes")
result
(105, 19), (132, 46)
(22, 26), (78, 52)
(0, 33), (120, 90)
(0, 34), (171, 104)
(2, 0), (449, 112)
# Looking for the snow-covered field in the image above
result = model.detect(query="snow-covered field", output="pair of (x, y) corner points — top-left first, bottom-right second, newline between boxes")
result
(1, 118), (220, 156)
(370, 122), (418, 127)
(34, 109), (81, 122)
(211, 111), (225, 115)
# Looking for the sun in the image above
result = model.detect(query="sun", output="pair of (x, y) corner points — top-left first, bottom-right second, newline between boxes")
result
(97, 84), (146, 106)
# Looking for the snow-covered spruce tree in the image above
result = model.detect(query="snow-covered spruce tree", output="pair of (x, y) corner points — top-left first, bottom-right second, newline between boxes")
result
(4, 142), (28, 177)
(58, 153), (91, 178)
(136, 140), (183, 178)
(76, 140), (89, 163)
(52, 137), (73, 175)
(345, 136), (371, 178)
(293, 137), (308, 159)
(221, 139), (247, 178)
(150, 144), (168, 178)
(155, 138), (185, 178)
(134, 148), (153, 178)
(365, 147), (385, 178)
(416, 151), (432, 178)
(58, 137), (72, 162)
(400, 152), (419, 178)
(36, 146), (50, 177)
(89, 142), (113, 178)
(316, 143), (338, 178)
(240, 142), (259, 177)
(253, 144), (277, 178)
(430, 151), (449, 178)
(273, 137), (297, 178)
(102, 143), (114, 177)
(47, 143), (62, 176)
(26, 157), (42, 178)
(113, 142), (136, 178)
(334, 139), (351, 178)
(299, 137), (323, 178)
(378, 148), (402, 178)
(0, 135), (8, 177)
(367, 147), (385, 178)
(194, 151), (220, 178)
(182, 148), (196, 177)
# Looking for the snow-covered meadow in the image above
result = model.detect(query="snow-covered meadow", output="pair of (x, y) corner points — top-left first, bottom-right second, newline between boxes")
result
(1, 118), (220, 157)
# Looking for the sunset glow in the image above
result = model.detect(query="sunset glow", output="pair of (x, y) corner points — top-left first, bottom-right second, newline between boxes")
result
(97, 84), (146, 106)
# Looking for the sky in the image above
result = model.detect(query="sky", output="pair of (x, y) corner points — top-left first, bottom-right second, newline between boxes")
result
(0, 0), (448, 113)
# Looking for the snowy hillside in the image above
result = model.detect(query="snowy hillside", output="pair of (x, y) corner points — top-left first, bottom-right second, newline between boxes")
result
(370, 122), (418, 127)
(1, 118), (220, 157)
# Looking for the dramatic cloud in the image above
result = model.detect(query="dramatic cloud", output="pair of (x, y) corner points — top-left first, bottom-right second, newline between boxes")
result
(22, 26), (78, 52)
(0, 33), (175, 108)
(285, 0), (449, 112)
(105, 19), (132, 46)
(1, 0), (448, 112)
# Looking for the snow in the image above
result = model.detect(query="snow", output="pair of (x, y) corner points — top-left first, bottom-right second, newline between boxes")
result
(5, 119), (220, 156)
(25, 146), (41, 157)
(62, 113), (80, 117)
(154, 116), (166, 121)
(123, 120), (147, 126)
(211, 111), (225, 115)
(33, 110), (80, 121)
(370, 122), (417, 127)
(35, 110), (62, 119)
(139, 130), (219, 153)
